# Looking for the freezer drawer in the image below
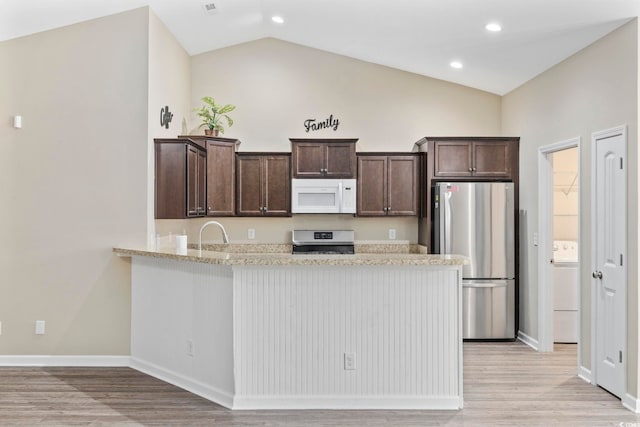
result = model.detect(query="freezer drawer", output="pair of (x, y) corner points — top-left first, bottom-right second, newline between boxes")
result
(463, 279), (515, 339)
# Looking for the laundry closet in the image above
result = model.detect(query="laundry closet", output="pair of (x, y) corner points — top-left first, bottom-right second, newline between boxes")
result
(552, 148), (579, 343)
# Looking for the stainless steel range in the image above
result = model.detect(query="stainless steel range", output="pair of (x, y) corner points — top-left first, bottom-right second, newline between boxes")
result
(292, 230), (355, 255)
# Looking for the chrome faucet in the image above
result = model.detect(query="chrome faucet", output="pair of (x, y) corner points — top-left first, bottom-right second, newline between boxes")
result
(199, 221), (230, 250)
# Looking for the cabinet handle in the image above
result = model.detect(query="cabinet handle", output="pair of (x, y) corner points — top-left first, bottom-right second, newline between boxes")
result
(472, 167), (477, 172)
(468, 167), (473, 172)
(263, 206), (268, 213)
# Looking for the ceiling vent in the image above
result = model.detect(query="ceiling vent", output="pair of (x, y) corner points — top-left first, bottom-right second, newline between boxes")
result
(202, 2), (218, 15)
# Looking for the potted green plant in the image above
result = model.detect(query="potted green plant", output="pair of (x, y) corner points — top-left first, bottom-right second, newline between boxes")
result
(194, 96), (235, 136)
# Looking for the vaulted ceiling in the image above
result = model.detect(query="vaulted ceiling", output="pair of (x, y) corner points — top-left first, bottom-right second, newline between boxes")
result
(2, 0), (639, 94)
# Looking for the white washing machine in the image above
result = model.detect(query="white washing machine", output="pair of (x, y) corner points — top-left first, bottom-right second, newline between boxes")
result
(553, 240), (579, 343)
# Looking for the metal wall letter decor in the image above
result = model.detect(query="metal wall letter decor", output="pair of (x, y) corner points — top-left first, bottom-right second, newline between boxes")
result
(160, 106), (173, 129)
(304, 114), (339, 132)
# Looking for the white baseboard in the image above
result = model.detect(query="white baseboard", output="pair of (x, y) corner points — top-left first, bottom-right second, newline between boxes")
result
(130, 357), (234, 409)
(578, 365), (592, 383)
(232, 395), (462, 410)
(0, 355), (130, 367)
(517, 330), (539, 351)
(623, 393), (640, 413)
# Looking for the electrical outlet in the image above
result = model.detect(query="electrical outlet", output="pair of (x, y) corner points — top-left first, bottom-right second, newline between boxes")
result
(388, 228), (396, 240)
(187, 339), (194, 357)
(344, 352), (356, 370)
(248, 228), (256, 240)
(35, 320), (45, 335)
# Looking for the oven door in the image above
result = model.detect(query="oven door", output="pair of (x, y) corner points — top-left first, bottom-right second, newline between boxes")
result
(291, 179), (341, 213)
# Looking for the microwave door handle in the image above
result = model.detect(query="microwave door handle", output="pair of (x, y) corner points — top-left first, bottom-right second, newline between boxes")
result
(338, 182), (343, 212)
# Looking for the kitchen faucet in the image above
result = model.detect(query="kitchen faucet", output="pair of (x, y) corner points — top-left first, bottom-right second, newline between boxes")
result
(199, 221), (230, 250)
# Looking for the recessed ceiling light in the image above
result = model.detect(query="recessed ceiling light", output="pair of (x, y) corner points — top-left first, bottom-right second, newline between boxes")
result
(272, 16), (284, 24)
(450, 61), (463, 69)
(485, 23), (502, 32)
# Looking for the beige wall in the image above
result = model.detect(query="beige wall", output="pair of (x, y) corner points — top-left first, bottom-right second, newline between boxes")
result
(176, 38), (502, 244)
(147, 10), (191, 245)
(502, 20), (638, 394)
(190, 38), (501, 151)
(0, 8), (150, 355)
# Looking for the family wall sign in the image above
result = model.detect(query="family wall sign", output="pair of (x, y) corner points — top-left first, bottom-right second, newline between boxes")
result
(304, 114), (340, 132)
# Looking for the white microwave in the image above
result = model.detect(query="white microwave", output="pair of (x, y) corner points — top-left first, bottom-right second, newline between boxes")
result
(291, 179), (357, 214)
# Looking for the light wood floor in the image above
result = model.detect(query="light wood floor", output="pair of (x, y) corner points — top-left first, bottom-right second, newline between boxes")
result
(1, 342), (639, 426)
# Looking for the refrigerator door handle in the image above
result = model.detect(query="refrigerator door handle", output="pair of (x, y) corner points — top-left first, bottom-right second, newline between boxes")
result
(463, 281), (509, 288)
(441, 187), (452, 254)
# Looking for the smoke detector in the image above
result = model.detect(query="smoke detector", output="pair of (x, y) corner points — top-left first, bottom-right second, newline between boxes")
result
(202, 2), (218, 15)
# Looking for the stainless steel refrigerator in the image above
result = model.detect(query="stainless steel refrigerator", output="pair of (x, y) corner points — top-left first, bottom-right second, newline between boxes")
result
(433, 182), (515, 339)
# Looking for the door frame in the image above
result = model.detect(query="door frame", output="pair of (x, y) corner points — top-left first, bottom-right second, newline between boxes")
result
(537, 137), (581, 354)
(590, 125), (627, 392)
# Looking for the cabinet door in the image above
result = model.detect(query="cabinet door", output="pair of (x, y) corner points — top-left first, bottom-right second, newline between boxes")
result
(206, 141), (235, 216)
(236, 156), (263, 216)
(186, 145), (200, 217)
(197, 149), (207, 215)
(155, 143), (187, 219)
(357, 156), (387, 216)
(434, 141), (473, 177)
(325, 143), (356, 178)
(263, 156), (291, 216)
(292, 143), (325, 178)
(387, 156), (418, 216)
(473, 141), (512, 177)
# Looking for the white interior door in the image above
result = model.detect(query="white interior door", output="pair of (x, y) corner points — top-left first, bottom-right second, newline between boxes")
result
(593, 128), (626, 398)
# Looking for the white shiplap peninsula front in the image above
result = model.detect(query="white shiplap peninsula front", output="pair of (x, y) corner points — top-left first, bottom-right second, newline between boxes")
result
(115, 246), (466, 410)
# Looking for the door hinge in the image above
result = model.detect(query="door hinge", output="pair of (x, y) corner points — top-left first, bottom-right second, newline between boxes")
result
(620, 350), (623, 363)
(620, 158), (624, 169)
(620, 254), (623, 266)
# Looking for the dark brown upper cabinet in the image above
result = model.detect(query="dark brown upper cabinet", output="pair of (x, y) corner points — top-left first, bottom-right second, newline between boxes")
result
(179, 135), (240, 217)
(236, 153), (291, 217)
(290, 138), (357, 178)
(155, 138), (207, 219)
(433, 139), (515, 178)
(357, 154), (419, 216)
(205, 139), (236, 216)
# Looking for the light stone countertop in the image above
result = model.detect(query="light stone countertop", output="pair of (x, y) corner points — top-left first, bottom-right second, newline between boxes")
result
(113, 243), (468, 266)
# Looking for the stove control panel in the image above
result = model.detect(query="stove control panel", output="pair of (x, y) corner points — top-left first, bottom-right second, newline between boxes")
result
(293, 230), (355, 245)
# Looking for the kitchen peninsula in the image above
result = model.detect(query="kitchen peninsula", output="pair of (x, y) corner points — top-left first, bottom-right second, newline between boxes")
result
(114, 244), (467, 410)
